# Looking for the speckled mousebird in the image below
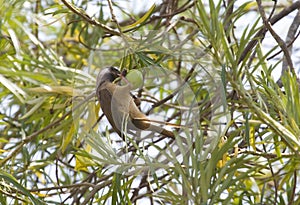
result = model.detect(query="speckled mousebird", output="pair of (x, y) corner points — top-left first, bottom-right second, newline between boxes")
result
(96, 66), (174, 139)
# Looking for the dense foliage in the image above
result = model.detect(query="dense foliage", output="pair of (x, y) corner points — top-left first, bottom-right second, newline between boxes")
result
(1, 0), (300, 204)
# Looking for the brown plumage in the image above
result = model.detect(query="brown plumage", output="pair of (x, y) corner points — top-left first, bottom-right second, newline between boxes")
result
(96, 67), (174, 139)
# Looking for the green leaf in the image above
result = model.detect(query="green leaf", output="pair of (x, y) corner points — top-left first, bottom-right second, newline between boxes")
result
(19, 97), (45, 120)
(122, 4), (156, 31)
(0, 170), (45, 204)
(0, 74), (27, 103)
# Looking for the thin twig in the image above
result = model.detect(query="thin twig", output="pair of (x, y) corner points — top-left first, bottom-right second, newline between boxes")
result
(288, 171), (297, 204)
(256, 0), (295, 74)
(238, 1), (300, 64)
(107, 0), (122, 34)
(267, 30), (300, 61)
(281, 9), (300, 76)
(29, 182), (96, 192)
(223, 0), (234, 38)
(34, 0), (40, 57)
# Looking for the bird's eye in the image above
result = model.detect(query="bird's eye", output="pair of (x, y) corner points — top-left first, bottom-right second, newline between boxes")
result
(110, 66), (120, 73)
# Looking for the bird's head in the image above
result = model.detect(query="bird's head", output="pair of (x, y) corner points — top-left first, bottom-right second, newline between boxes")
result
(96, 66), (122, 87)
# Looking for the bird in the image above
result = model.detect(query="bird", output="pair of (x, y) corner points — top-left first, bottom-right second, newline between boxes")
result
(96, 66), (175, 139)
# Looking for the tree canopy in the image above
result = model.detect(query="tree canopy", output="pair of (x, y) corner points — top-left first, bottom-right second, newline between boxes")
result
(1, 0), (300, 204)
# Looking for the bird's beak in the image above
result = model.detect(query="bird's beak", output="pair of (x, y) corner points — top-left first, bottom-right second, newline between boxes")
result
(121, 69), (128, 77)
(113, 69), (128, 84)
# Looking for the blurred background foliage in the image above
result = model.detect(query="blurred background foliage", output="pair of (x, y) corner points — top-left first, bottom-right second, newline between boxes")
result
(1, 0), (300, 204)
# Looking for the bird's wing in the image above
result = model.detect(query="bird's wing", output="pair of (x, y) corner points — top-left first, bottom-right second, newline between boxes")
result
(97, 82), (175, 139)
(97, 83), (122, 136)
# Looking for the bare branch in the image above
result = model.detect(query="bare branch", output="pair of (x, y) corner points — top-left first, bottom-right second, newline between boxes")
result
(107, 0), (123, 34)
(238, 1), (300, 64)
(281, 9), (300, 76)
(257, 0), (295, 74)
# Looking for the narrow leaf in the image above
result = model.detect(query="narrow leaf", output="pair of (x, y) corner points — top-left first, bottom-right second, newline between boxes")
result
(122, 4), (156, 31)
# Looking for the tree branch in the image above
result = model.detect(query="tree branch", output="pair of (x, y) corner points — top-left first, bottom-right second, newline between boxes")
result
(281, 9), (300, 76)
(256, 0), (295, 75)
(238, 1), (300, 64)
(61, 0), (120, 36)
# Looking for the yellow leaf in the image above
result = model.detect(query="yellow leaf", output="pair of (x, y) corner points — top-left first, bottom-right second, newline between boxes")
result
(35, 171), (46, 184)
(168, 60), (174, 69)
(83, 103), (99, 132)
(95, 102), (100, 118)
(60, 123), (75, 154)
(33, 192), (48, 198)
(249, 126), (256, 151)
(75, 145), (93, 172)
(122, 4), (156, 31)
(244, 2), (257, 11)
(217, 137), (228, 168)
(0, 149), (7, 154)
(75, 155), (88, 172)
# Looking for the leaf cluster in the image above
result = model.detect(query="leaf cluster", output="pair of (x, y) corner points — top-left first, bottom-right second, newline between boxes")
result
(0, 0), (300, 204)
